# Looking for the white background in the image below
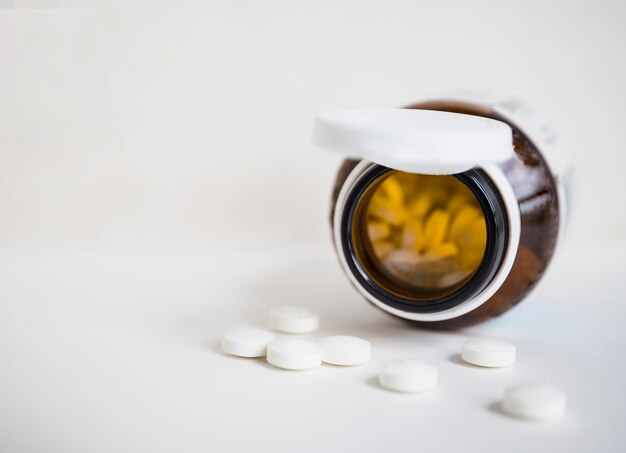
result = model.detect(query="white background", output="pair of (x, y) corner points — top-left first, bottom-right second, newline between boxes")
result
(1, 2), (625, 453)
(0, 0), (625, 248)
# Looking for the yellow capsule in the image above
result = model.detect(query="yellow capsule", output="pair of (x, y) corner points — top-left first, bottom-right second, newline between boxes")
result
(433, 241), (459, 258)
(458, 249), (485, 270)
(422, 209), (450, 250)
(371, 239), (394, 258)
(422, 241), (458, 261)
(446, 193), (470, 217)
(394, 173), (421, 195)
(448, 206), (482, 241)
(368, 199), (407, 226)
(400, 220), (424, 252)
(456, 217), (487, 249)
(367, 220), (391, 241)
(379, 175), (404, 206)
(407, 194), (432, 218)
(426, 187), (448, 206)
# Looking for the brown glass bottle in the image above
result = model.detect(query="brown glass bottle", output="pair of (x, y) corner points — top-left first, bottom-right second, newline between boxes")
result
(326, 96), (571, 329)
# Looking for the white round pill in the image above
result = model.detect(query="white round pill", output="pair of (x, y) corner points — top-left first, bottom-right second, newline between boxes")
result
(268, 305), (319, 334)
(461, 338), (516, 367)
(502, 384), (567, 422)
(221, 328), (276, 358)
(319, 335), (371, 366)
(266, 339), (322, 370)
(379, 359), (438, 393)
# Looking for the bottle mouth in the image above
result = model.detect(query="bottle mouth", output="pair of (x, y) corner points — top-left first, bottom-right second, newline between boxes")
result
(340, 165), (508, 314)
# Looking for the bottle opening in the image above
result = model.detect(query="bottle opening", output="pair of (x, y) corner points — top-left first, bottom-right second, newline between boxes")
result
(351, 171), (488, 302)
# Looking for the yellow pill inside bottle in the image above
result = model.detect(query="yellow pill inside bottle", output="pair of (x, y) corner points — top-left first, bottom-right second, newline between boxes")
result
(351, 171), (489, 303)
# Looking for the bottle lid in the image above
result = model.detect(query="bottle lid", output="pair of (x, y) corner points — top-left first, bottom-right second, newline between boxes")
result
(312, 109), (513, 175)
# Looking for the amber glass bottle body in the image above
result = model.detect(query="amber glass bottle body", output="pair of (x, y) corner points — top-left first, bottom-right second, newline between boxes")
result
(330, 99), (561, 329)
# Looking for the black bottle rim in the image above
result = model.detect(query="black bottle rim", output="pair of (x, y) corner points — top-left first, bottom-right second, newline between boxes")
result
(340, 165), (509, 314)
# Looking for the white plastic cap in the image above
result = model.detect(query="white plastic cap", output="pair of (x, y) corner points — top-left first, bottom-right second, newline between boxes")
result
(312, 108), (514, 175)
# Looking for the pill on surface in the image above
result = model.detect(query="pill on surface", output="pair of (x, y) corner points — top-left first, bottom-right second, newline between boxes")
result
(268, 305), (320, 334)
(266, 339), (322, 370)
(221, 328), (276, 358)
(379, 359), (438, 393)
(502, 384), (567, 422)
(319, 335), (371, 366)
(461, 338), (516, 367)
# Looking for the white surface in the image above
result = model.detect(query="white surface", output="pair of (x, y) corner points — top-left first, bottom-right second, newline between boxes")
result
(268, 305), (319, 334)
(319, 335), (371, 366)
(0, 3), (624, 452)
(0, 1), (626, 248)
(266, 339), (321, 371)
(379, 359), (439, 393)
(1, 240), (625, 452)
(503, 384), (567, 422)
(221, 327), (275, 358)
(313, 109), (513, 174)
(462, 338), (517, 368)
